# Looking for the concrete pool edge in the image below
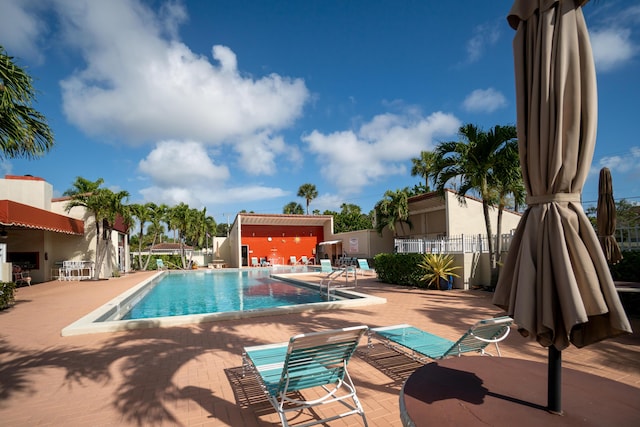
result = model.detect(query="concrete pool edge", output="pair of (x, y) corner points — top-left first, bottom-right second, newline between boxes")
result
(61, 271), (386, 336)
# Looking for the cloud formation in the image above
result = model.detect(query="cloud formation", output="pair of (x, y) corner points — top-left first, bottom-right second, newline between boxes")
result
(591, 28), (636, 72)
(597, 147), (640, 174)
(303, 111), (460, 194)
(466, 22), (501, 63)
(462, 88), (507, 113)
(53, 2), (309, 144)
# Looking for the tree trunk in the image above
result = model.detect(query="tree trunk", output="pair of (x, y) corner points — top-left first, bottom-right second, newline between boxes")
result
(482, 200), (496, 279)
(496, 205), (504, 264)
(93, 221), (102, 280)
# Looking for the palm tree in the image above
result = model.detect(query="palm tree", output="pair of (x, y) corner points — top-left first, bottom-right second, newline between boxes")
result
(169, 203), (190, 268)
(0, 46), (54, 159)
(64, 177), (129, 279)
(283, 202), (304, 214)
(432, 124), (518, 282)
(297, 183), (318, 214)
(375, 188), (412, 237)
(492, 134), (525, 264)
(410, 150), (437, 192)
(129, 202), (159, 270)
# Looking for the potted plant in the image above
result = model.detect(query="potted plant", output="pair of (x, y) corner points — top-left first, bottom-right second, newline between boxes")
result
(418, 253), (461, 290)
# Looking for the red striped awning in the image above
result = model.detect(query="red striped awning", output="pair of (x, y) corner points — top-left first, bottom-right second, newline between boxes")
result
(0, 200), (84, 235)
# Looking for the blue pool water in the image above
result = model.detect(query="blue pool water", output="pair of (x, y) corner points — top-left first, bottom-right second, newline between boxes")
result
(120, 269), (336, 320)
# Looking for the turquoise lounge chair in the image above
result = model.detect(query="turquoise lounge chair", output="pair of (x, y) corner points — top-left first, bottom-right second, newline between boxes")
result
(156, 259), (166, 270)
(319, 259), (333, 273)
(251, 256), (259, 267)
(242, 325), (369, 427)
(356, 259), (375, 277)
(369, 316), (512, 362)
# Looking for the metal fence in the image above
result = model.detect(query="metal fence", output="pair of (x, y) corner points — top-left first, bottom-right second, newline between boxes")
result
(394, 234), (513, 254)
(617, 225), (640, 251)
(395, 226), (640, 254)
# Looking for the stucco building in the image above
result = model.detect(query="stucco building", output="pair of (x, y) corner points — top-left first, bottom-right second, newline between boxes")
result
(0, 175), (129, 283)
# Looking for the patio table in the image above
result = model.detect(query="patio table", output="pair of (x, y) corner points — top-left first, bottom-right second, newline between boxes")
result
(400, 356), (640, 427)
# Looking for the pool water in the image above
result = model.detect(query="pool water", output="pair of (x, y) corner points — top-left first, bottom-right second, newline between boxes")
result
(120, 270), (337, 320)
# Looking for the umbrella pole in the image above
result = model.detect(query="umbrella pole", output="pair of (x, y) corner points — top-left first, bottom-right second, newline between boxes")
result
(548, 346), (563, 414)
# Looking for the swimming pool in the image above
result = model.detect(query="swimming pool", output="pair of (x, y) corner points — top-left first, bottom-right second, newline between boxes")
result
(61, 269), (386, 336)
(121, 270), (340, 320)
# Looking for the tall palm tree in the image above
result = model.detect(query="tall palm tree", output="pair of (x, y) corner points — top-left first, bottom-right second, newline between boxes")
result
(64, 177), (129, 279)
(129, 202), (158, 270)
(410, 150), (437, 192)
(433, 124), (518, 281)
(297, 183), (318, 214)
(375, 188), (412, 237)
(169, 203), (190, 268)
(492, 133), (525, 263)
(0, 46), (54, 159)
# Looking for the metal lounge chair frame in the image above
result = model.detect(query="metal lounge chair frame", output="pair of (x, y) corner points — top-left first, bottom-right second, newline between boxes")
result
(356, 259), (375, 277)
(242, 325), (369, 427)
(368, 316), (512, 362)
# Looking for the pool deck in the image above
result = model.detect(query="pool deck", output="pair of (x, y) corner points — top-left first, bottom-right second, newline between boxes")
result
(1, 270), (639, 426)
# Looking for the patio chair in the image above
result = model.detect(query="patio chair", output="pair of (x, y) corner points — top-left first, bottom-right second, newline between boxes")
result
(289, 256), (299, 265)
(251, 256), (260, 267)
(242, 325), (369, 427)
(356, 259), (375, 277)
(368, 316), (512, 362)
(300, 256), (309, 265)
(13, 270), (31, 286)
(319, 259), (333, 273)
(156, 259), (167, 270)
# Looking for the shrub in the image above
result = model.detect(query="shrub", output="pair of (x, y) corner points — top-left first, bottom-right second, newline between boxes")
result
(609, 251), (640, 282)
(0, 281), (17, 310)
(373, 253), (424, 287)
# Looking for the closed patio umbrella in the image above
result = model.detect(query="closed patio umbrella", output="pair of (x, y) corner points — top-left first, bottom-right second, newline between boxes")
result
(493, 0), (632, 414)
(597, 167), (623, 264)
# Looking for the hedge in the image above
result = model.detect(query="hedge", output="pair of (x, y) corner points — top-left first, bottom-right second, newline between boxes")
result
(373, 253), (426, 288)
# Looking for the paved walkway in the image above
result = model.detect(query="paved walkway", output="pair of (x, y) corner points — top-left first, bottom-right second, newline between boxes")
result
(1, 271), (638, 426)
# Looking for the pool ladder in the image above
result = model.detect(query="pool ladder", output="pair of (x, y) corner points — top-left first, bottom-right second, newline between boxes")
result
(319, 265), (357, 299)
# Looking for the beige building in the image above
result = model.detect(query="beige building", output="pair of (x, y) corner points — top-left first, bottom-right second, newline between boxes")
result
(400, 189), (523, 289)
(0, 175), (129, 283)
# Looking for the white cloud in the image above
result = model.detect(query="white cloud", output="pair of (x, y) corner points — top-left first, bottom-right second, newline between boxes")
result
(303, 111), (460, 194)
(0, 0), (47, 63)
(597, 147), (640, 174)
(51, 0), (309, 145)
(139, 183), (289, 210)
(466, 22), (500, 63)
(591, 28), (636, 72)
(137, 140), (297, 208)
(462, 88), (507, 113)
(139, 140), (229, 186)
(234, 132), (291, 176)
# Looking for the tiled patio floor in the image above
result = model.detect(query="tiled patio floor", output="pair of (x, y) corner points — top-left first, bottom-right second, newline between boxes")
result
(1, 271), (638, 426)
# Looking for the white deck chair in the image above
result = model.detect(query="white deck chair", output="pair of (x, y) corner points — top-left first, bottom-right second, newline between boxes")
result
(243, 326), (369, 427)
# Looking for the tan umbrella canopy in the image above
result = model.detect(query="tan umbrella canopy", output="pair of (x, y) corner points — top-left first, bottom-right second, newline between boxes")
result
(493, 0), (632, 413)
(597, 167), (623, 264)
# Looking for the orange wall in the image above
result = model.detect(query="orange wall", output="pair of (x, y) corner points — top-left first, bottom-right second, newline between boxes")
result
(241, 225), (324, 264)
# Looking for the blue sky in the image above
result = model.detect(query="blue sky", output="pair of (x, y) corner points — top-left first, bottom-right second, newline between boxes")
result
(1, 0), (638, 225)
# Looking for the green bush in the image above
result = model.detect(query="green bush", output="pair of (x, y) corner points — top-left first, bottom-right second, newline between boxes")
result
(609, 251), (640, 282)
(0, 281), (17, 310)
(374, 253), (425, 287)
